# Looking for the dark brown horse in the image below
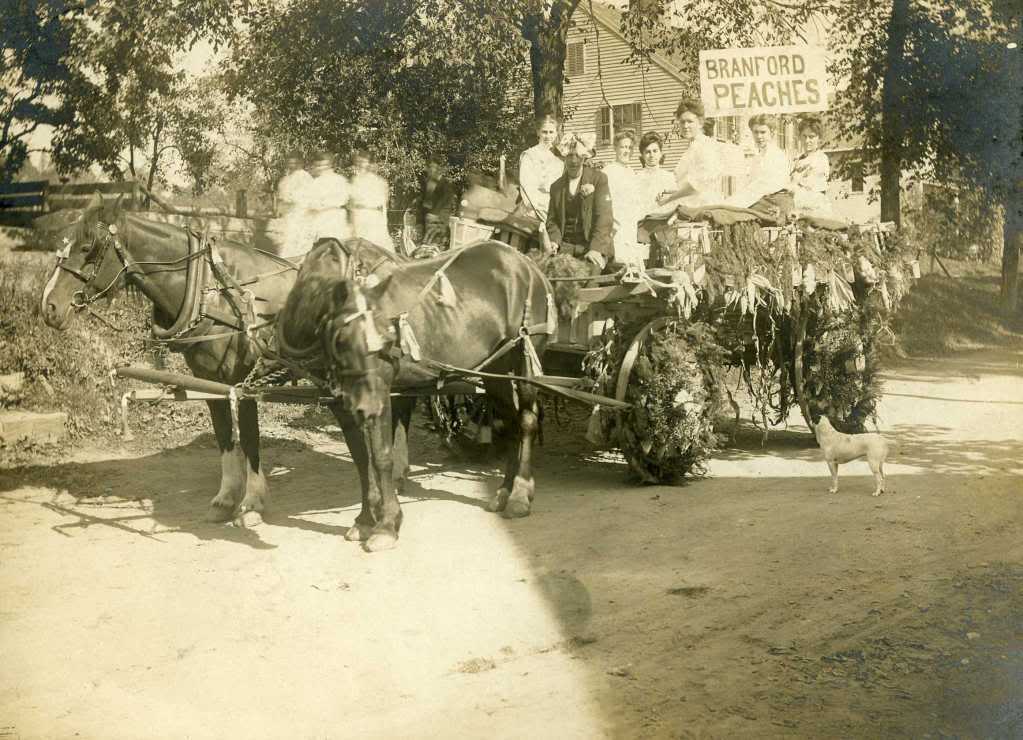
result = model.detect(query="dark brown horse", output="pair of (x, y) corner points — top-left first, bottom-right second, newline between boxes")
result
(277, 239), (557, 551)
(40, 194), (401, 525)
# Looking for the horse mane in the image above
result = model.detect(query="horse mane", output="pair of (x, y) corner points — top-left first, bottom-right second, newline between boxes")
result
(276, 238), (374, 358)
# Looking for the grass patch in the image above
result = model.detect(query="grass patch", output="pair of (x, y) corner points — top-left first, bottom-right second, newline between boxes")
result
(888, 273), (1023, 357)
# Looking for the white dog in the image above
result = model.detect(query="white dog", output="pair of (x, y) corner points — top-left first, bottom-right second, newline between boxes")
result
(813, 416), (888, 496)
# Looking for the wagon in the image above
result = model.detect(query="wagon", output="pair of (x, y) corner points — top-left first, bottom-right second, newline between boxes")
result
(104, 185), (917, 485)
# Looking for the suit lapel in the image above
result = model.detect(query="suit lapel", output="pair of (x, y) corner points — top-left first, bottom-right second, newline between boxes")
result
(555, 178), (568, 231)
(580, 169), (594, 239)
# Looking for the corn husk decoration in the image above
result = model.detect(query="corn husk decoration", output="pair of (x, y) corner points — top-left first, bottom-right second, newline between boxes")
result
(827, 269), (856, 313)
(792, 264), (802, 287)
(879, 275), (892, 311)
(355, 291), (385, 352)
(845, 339), (866, 372)
(545, 292), (557, 335)
(802, 263), (817, 295)
(858, 255), (878, 284)
(842, 261), (856, 282)
(910, 259), (921, 279)
(669, 271), (699, 318)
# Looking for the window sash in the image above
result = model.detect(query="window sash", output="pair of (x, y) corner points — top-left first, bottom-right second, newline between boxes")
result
(598, 103), (642, 145)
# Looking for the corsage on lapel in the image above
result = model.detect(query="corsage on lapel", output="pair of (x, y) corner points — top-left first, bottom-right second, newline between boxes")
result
(580, 183), (595, 197)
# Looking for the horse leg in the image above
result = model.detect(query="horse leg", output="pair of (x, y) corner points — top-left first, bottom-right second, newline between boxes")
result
(234, 399), (270, 527)
(365, 395), (403, 552)
(504, 382), (540, 519)
(333, 404), (376, 542)
(391, 396), (415, 495)
(206, 399), (245, 523)
(482, 382), (520, 514)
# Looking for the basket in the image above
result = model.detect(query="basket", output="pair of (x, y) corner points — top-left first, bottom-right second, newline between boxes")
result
(448, 217), (495, 249)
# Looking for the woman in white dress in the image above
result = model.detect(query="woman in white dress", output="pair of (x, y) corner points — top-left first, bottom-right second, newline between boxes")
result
(276, 153), (316, 258)
(634, 131), (677, 218)
(728, 114), (790, 207)
(306, 152), (350, 241)
(657, 98), (724, 209)
(517, 112), (563, 221)
(790, 117), (833, 216)
(601, 128), (644, 265)
(348, 149), (394, 251)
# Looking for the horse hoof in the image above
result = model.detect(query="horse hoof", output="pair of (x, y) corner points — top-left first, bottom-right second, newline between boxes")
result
(487, 487), (510, 513)
(501, 500), (532, 519)
(345, 523), (372, 542)
(234, 510), (264, 528)
(206, 504), (235, 523)
(365, 532), (398, 552)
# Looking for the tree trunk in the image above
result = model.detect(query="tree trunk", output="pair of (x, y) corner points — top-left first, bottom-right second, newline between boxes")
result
(1001, 196), (1021, 315)
(879, 0), (911, 226)
(521, 0), (581, 119)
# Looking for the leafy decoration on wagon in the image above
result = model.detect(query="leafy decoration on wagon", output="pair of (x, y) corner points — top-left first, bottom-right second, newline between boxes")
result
(585, 319), (725, 483)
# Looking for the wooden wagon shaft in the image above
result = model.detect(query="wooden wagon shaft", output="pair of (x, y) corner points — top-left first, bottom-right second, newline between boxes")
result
(115, 366), (484, 401)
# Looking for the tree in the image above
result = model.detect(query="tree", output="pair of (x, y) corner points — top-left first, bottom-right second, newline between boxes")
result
(831, 0), (1022, 311)
(520, 0), (582, 117)
(39, 0), (238, 193)
(228, 0), (534, 194)
(0, 0), (77, 182)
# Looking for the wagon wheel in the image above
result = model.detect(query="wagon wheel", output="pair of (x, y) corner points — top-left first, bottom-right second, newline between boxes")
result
(610, 317), (720, 484)
(789, 301), (876, 434)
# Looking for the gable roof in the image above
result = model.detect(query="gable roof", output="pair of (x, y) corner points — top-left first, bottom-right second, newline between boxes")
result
(576, 2), (690, 86)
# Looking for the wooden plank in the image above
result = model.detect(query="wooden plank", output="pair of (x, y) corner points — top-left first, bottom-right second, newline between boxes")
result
(576, 282), (658, 304)
(0, 180), (47, 196)
(48, 181), (138, 196)
(0, 193), (46, 209)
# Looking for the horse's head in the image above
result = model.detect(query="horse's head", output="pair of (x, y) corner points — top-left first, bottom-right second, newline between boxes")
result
(40, 193), (127, 330)
(319, 278), (391, 424)
(277, 237), (397, 358)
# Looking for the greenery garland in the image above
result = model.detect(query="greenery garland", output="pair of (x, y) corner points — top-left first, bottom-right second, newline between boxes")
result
(585, 319), (725, 483)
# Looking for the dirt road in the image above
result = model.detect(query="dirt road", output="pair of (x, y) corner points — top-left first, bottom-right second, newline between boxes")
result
(1, 348), (1021, 739)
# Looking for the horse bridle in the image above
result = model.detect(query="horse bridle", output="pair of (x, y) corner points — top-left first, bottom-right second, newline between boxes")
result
(52, 215), (141, 328)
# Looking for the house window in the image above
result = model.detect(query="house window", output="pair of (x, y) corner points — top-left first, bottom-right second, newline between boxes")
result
(597, 103), (643, 145)
(714, 116), (737, 143)
(566, 42), (585, 78)
(850, 160), (864, 193)
(776, 118), (788, 151)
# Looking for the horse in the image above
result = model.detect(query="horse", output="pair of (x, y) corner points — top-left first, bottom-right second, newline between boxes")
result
(276, 239), (557, 551)
(39, 193), (401, 525)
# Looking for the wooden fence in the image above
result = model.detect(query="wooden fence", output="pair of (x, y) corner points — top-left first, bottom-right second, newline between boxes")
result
(0, 180), (143, 227)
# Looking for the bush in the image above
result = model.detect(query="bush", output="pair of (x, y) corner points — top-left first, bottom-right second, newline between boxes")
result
(0, 255), (208, 456)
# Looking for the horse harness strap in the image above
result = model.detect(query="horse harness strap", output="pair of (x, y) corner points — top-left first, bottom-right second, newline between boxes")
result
(386, 254), (555, 380)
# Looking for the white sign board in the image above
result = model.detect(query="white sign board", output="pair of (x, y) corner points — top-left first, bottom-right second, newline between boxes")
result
(699, 45), (829, 117)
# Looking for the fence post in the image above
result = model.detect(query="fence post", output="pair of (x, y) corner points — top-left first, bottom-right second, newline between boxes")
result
(235, 190), (248, 218)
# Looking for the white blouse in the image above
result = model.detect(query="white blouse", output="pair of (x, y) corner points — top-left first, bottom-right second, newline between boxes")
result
(634, 166), (677, 218)
(602, 161), (644, 263)
(672, 133), (724, 208)
(518, 143), (563, 220)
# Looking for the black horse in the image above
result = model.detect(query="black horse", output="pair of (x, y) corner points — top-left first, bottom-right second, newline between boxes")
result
(277, 239), (557, 551)
(40, 193), (401, 525)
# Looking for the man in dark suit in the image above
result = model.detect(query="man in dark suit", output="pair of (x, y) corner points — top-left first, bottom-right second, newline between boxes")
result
(545, 133), (614, 271)
(416, 154), (458, 245)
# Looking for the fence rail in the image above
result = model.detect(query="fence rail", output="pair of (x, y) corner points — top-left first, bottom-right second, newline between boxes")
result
(0, 179), (270, 228)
